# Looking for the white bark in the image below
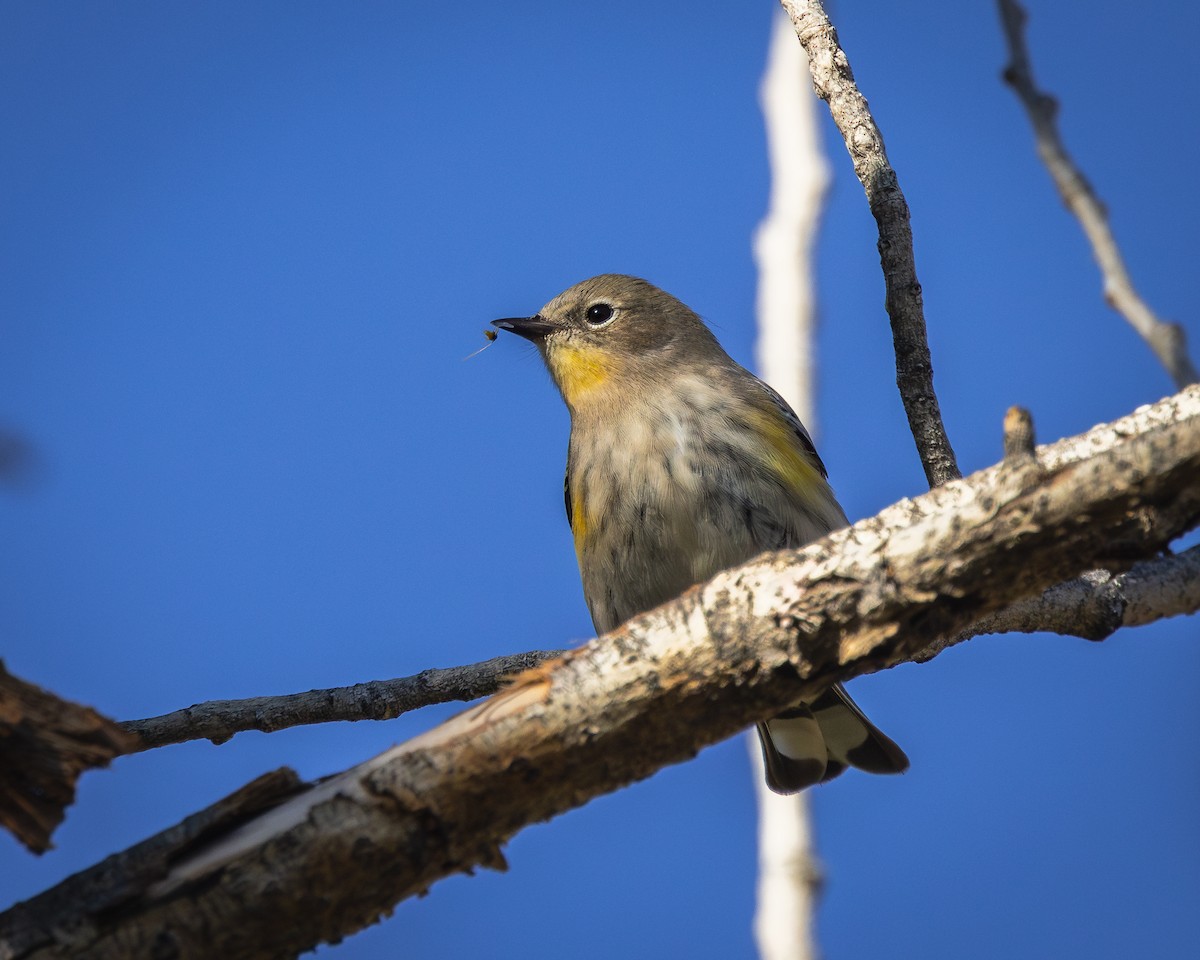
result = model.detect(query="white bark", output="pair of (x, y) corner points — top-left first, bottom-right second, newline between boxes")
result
(754, 9), (830, 431)
(750, 744), (822, 960)
(751, 11), (831, 960)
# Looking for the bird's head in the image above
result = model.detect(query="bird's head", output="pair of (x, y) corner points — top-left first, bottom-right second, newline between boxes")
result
(492, 274), (722, 411)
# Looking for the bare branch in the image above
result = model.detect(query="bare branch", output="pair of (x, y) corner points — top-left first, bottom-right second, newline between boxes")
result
(997, 0), (1199, 389)
(121, 649), (564, 752)
(935, 395), (1200, 649)
(3, 385), (1197, 960)
(779, 0), (960, 487)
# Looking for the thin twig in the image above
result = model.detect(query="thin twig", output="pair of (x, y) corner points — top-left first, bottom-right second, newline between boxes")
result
(779, 0), (960, 487)
(121, 649), (565, 752)
(998, 0), (1198, 389)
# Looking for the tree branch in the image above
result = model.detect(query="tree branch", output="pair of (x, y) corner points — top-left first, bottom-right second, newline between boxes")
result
(997, 0), (1199, 389)
(0, 769), (305, 960)
(779, 0), (960, 486)
(933, 543), (1200, 657)
(121, 649), (564, 752)
(4, 385), (1197, 960)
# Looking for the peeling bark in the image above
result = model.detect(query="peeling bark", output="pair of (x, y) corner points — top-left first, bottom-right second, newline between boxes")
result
(0, 664), (137, 854)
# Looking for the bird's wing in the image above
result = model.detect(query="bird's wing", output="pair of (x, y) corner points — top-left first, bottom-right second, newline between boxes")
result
(741, 377), (909, 792)
(752, 378), (830, 480)
(564, 467), (573, 531)
(733, 376), (847, 541)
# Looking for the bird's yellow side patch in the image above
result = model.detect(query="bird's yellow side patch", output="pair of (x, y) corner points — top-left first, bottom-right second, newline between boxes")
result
(745, 407), (826, 498)
(570, 486), (591, 563)
(548, 343), (612, 404)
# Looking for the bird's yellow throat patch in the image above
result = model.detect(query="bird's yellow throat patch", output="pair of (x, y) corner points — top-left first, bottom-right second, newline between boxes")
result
(548, 343), (613, 403)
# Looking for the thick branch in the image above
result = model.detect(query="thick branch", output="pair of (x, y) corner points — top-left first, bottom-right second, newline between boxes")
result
(780, 0), (960, 486)
(121, 649), (564, 752)
(997, 0), (1199, 389)
(0, 769), (305, 960)
(3, 385), (1197, 960)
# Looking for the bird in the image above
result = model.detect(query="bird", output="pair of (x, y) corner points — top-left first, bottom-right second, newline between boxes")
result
(492, 274), (907, 793)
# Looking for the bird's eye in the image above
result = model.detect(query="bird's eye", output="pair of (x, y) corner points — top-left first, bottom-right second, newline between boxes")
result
(585, 303), (615, 326)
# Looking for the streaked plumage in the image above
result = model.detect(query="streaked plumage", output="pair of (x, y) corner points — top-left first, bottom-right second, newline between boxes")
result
(494, 275), (907, 793)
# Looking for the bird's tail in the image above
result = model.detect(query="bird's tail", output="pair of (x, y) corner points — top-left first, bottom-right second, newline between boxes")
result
(756, 683), (909, 794)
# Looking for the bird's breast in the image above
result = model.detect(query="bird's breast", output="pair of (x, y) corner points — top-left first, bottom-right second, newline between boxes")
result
(567, 395), (752, 633)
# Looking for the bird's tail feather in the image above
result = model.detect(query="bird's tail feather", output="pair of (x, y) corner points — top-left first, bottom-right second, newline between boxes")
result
(757, 684), (908, 795)
(811, 683), (909, 777)
(756, 707), (827, 794)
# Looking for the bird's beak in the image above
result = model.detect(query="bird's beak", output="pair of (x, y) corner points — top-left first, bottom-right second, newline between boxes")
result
(491, 314), (556, 342)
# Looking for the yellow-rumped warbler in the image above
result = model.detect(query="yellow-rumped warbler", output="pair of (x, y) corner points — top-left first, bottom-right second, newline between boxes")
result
(493, 274), (907, 793)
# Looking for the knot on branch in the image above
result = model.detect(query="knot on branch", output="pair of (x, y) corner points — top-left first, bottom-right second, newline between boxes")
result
(1003, 406), (1037, 461)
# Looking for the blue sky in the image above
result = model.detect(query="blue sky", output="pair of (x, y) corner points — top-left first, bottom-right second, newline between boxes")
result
(2, 2), (1197, 957)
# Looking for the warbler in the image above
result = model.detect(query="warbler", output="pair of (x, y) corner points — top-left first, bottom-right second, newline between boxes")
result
(492, 274), (907, 793)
